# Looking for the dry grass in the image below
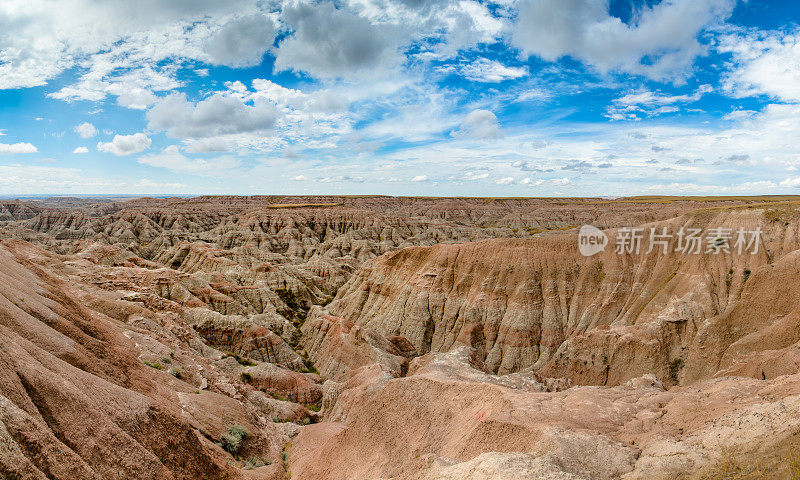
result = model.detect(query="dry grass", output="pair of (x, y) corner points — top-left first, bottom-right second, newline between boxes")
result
(692, 445), (800, 480)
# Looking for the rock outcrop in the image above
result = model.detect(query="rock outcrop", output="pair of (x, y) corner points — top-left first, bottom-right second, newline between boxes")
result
(304, 209), (800, 388)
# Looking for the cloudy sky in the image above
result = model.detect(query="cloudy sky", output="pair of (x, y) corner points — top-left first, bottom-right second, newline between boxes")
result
(1, 0), (799, 196)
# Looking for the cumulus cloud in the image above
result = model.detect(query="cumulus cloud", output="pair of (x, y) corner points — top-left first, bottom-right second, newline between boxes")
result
(411, 175), (428, 182)
(251, 79), (349, 113)
(779, 176), (800, 188)
(97, 133), (151, 155)
(520, 178), (545, 186)
(0, 142), (38, 154)
(0, 0), (256, 90)
(146, 93), (280, 139)
(51, 65), (177, 109)
(452, 110), (501, 139)
(495, 177), (514, 185)
(205, 14), (276, 67)
(72, 146), (89, 154)
(138, 145), (240, 175)
(74, 122), (99, 138)
(512, 0), (736, 82)
(718, 29), (800, 102)
(275, 1), (402, 79)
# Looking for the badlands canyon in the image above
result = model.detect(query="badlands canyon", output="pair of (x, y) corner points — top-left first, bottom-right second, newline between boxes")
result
(1, 195), (799, 479)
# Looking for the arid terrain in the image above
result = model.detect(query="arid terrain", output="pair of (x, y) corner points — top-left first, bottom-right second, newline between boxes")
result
(1, 195), (800, 479)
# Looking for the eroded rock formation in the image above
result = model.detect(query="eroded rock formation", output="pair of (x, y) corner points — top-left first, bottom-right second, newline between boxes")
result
(1, 195), (799, 479)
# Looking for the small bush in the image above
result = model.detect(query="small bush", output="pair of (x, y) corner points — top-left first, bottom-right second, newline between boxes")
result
(144, 361), (164, 370)
(169, 368), (182, 379)
(220, 424), (249, 454)
(303, 357), (318, 374)
(307, 403), (321, 412)
(242, 457), (271, 469)
(222, 353), (257, 366)
(240, 372), (252, 382)
(276, 288), (309, 322)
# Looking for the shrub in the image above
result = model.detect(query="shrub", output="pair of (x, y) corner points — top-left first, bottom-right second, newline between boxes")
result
(169, 368), (182, 379)
(220, 424), (249, 454)
(222, 353), (257, 366)
(240, 372), (252, 382)
(242, 457), (271, 469)
(144, 360), (163, 370)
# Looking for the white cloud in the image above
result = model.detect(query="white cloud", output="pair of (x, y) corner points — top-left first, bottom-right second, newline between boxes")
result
(134, 178), (188, 190)
(463, 171), (489, 180)
(0, 142), (38, 154)
(495, 176), (514, 185)
(606, 84), (712, 119)
(779, 176), (800, 188)
(138, 145), (240, 175)
(441, 58), (528, 83)
(614, 85), (712, 107)
(318, 175), (365, 183)
(719, 29), (800, 102)
(205, 14), (276, 67)
(0, 0), (257, 90)
(52, 65), (177, 109)
(511, 0), (736, 82)
(292, 175), (308, 181)
(74, 122), (98, 138)
(411, 175), (428, 182)
(520, 177), (545, 186)
(72, 146), (89, 154)
(0, 164), (123, 192)
(452, 109), (501, 139)
(722, 109), (758, 121)
(147, 92), (280, 139)
(97, 133), (151, 155)
(251, 79), (349, 113)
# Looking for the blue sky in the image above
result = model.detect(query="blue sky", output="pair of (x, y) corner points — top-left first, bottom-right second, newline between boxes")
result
(1, 0), (800, 196)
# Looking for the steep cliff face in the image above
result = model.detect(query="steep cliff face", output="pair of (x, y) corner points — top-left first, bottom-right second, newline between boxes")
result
(304, 209), (800, 386)
(0, 239), (308, 479)
(0, 241), (246, 479)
